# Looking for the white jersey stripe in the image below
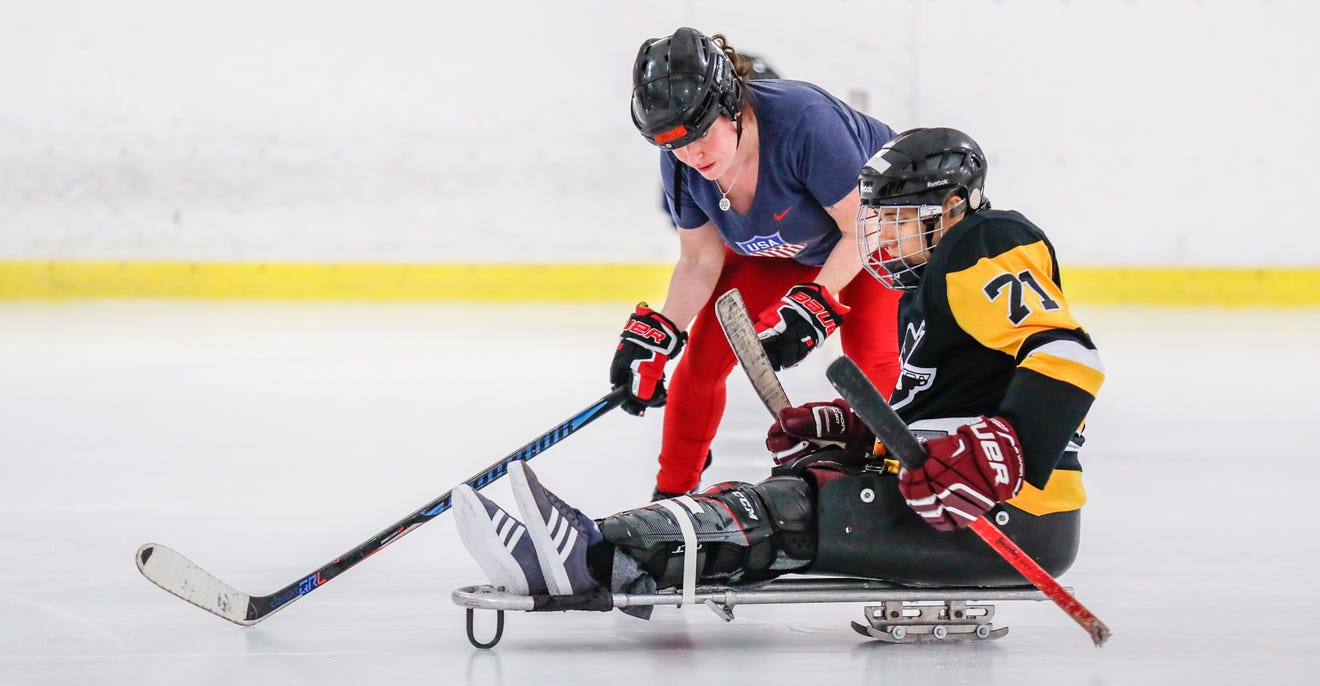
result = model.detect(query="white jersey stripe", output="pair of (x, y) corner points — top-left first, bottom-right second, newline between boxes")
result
(1027, 339), (1105, 374)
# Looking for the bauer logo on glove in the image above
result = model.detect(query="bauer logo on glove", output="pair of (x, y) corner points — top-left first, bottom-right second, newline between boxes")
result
(610, 304), (687, 416)
(753, 283), (849, 370)
(898, 416), (1025, 532)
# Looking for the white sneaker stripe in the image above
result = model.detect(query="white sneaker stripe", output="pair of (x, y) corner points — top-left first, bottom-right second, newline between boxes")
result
(500, 520), (521, 548)
(551, 513), (570, 551)
(557, 527), (578, 561)
(503, 525), (524, 553)
(547, 508), (563, 539)
(493, 511), (512, 538)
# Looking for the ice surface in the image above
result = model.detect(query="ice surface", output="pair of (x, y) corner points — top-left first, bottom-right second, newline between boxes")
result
(2, 302), (1317, 685)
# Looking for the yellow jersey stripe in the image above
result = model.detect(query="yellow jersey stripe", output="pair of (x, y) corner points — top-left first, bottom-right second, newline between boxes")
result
(1020, 348), (1105, 397)
(1008, 468), (1086, 515)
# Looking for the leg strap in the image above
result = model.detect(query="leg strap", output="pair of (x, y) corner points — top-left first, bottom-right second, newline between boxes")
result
(656, 497), (700, 606)
(600, 478), (816, 591)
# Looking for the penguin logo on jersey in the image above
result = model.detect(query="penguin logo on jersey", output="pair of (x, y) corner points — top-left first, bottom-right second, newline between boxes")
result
(890, 320), (937, 411)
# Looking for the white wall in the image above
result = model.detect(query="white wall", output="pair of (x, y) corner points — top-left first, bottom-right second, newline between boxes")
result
(2, 0), (1316, 266)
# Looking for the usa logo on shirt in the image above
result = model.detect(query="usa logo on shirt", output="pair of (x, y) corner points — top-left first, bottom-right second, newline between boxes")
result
(736, 232), (806, 259)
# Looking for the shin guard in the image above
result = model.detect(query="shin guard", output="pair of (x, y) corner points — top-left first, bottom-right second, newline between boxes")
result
(600, 477), (816, 587)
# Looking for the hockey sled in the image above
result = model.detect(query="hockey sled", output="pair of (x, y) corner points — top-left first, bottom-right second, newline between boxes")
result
(451, 577), (1066, 648)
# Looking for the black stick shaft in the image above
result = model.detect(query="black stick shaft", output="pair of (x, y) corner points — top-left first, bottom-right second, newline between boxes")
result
(825, 357), (924, 469)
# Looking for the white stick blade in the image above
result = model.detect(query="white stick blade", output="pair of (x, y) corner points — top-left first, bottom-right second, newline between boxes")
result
(715, 289), (790, 415)
(136, 543), (256, 626)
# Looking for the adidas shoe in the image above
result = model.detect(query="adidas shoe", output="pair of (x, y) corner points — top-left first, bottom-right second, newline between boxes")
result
(452, 484), (548, 596)
(508, 461), (602, 595)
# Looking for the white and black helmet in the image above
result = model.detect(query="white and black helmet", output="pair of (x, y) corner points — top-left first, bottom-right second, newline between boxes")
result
(856, 128), (988, 290)
(858, 127), (987, 211)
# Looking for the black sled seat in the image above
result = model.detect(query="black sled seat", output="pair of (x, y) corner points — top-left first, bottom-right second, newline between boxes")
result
(451, 576), (1068, 649)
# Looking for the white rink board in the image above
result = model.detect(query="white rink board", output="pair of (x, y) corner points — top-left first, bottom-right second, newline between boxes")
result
(1, 1), (1317, 266)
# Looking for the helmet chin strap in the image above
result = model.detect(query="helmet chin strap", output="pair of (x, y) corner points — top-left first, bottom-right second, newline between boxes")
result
(947, 197), (967, 219)
(920, 197), (968, 252)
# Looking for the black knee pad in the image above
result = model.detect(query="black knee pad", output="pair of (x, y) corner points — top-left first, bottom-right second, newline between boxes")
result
(748, 476), (816, 561)
(600, 478), (817, 586)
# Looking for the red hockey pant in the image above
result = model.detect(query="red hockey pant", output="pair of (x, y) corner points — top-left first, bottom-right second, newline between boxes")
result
(656, 251), (902, 494)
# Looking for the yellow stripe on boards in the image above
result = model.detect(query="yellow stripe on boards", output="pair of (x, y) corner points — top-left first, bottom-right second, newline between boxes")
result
(1, 261), (1319, 305)
(0, 261), (672, 302)
(1061, 267), (1320, 308)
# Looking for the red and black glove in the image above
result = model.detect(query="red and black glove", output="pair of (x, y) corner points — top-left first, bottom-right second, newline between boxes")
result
(610, 304), (687, 416)
(898, 416), (1026, 532)
(765, 399), (874, 465)
(754, 283), (849, 370)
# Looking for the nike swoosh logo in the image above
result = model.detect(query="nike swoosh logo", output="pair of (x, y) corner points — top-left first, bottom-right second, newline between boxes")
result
(774, 206), (793, 221)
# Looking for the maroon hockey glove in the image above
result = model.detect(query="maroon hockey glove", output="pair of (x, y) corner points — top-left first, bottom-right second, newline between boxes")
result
(754, 283), (849, 370)
(898, 416), (1025, 532)
(610, 304), (687, 416)
(765, 399), (874, 465)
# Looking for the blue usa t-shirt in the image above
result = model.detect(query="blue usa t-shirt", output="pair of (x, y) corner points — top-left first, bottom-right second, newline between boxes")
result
(661, 80), (896, 267)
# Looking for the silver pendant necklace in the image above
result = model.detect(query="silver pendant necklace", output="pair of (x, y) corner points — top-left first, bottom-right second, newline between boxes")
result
(715, 151), (747, 212)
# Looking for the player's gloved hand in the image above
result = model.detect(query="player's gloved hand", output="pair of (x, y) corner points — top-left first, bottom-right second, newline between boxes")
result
(898, 416), (1025, 532)
(764, 399), (874, 465)
(609, 304), (687, 416)
(754, 283), (849, 370)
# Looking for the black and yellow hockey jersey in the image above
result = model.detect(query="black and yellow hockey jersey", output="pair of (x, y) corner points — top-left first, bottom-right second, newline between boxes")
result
(891, 209), (1103, 515)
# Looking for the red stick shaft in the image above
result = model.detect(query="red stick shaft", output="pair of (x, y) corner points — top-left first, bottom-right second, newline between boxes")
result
(968, 517), (1111, 646)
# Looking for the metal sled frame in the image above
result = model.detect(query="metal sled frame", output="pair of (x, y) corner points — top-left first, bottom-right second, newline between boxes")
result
(452, 577), (1066, 648)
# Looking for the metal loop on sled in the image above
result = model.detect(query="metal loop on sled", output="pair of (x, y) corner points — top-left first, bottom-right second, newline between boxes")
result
(465, 608), (505, 649)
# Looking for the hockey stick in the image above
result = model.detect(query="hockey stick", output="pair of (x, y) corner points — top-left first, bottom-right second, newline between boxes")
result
(136, 386), (629, 626)
(716, 288), (853, 463)
(714, 289), (790, 415)
(825, 356), (1112, 647)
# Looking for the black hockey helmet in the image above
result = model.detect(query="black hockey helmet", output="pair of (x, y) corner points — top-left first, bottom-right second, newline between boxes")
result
(631, 27), (745, 150)
(858, 127), (987, 211)
(856, 128), (988, 290)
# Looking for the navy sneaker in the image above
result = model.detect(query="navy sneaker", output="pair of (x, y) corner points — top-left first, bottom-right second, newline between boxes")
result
(452, 484), (548, 596)
(508, 461), (602, 595)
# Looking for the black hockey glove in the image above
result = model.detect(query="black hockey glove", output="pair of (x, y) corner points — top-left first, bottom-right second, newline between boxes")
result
(753, 283), (849, 370)
(610, 304), (687, 416)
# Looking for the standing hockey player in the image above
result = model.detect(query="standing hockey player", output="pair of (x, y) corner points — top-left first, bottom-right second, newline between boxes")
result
(612, 27), (903, 499)
(455, 127), (1103, 602)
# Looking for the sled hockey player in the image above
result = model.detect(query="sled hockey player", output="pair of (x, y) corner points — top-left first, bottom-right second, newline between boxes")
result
(453, 127), (1104, 608)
